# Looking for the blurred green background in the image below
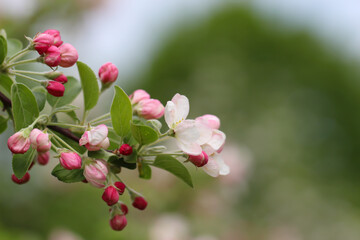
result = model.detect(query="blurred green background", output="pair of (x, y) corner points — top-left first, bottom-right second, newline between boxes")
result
(1, 0), (360, 239)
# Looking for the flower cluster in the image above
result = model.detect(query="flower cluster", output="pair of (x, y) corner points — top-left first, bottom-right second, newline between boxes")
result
(0, 29), (229, 232)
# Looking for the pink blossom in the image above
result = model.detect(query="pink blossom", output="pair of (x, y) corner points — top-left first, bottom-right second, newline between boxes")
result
(59, 152), (82, 170)
(98, 62), (118, 84)
(7, 131), (31, 154)
(59, 43), (78, 67)
(135, 99), (165, 119)
(129, 89), (150, 104)
(84, 160), (108, 188)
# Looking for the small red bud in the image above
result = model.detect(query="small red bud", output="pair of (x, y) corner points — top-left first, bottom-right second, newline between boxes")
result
(43, 29), (63, 47)
(120, 203), (128, 215)
(37, 151), (50, 165)
(33, 33), (55, 55)
(44, 46), (61, 67)
(102, 186), (120, 206)
(98, 62), (118, 84)
(119, 144), (132, 156)
(11, 172), (30, 184)
(54, 74), (68, 84)
(132, 196), (147, 210)
(114, 181), (126, 195)
(109, 215), (127, 231)
(46, 81), (65, 97)
(188, 151), (208, 167)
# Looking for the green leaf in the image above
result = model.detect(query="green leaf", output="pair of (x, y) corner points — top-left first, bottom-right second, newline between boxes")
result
(152, 155), (193, 187)
(32, 86), (47, 111)
(11, 83), (39, 131)
(111, 86), (132, 140)
(76, 61), (99, 110)
(12, 149), (36, 179)
(7, 38), (23, 57)
(51, 164), (85, 183)
(50, 131), (86, 154)
(52, 104), (79, 114)
(0, 115), (8, 134)
(65, 110), (80, 124)
(0, 73), (13, 98)
(88, 149), (137, 170)
(131, 122), (158, 145)
(138, 163), (152, 179)
(0, 35), (7, 64)
(123, 149), (137, 163)
(47, 76), (81, 108)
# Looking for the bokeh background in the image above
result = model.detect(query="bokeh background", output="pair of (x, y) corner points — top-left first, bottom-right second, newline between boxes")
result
(1, 0), (360, 239)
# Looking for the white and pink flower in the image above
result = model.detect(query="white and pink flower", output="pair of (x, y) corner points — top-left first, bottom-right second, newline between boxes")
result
(84, 159), (108, 188)
(164, 94), (212, 156)
(79, 124), (110, 151)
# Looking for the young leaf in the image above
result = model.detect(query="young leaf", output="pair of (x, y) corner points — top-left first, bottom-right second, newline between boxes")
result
(123, 149), (137, 163)
(12, 149), (36, 179)
(47, 76), (81, 107)
(0, 35), (7, 64)
(111, 86), (132, 140)
(65, 110), (80, 124)
(151, 155), (193, 188)
(138, 163), (152, 179)
(0, 73), (13, 98)
(52, 104), (79, 114)
(7, 38), (23, 57)
(0, 115), (8, 134)
(51, 164), (85, 183)
(130, 122), (158, 145)
(77, 61), (99, 110)
(11, 83), (39, 131)
(32, 86), (47, 111)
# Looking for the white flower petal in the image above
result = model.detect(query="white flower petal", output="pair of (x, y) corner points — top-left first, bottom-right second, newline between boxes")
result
(195, 122), (213, 145)
(207, 130), (226, 152)
(88, 124), (108, 145)
(176, 140), (202, 155)
(172, 94), (189, 123)
(202, 157), (219, 177)
(165, 101), (176, 128)
(213, 153), (230, 175)
(175, 120), (199, 143)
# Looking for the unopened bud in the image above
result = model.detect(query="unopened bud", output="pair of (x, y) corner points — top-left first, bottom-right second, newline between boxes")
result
(33, 33), (55, 55)
(120, 203), (128, 215)
(119, 144), (132, 156)
(84, 159), (108, 188)
(132, 196), (148, 210)
(134, 99), (164, 119)
(102, 186), (120, 206)
(43, 29), (63, 47)
(109, 215), (127, 231)
(59, 152), (82, 170)
(195, 114), (220, 130)
(43, 46), (61, 67)
(37, 151), (50, 165)
(46, 81), (65, 97)
(54, 74), (68, 84)
(11, 172), (30, 184)
(59, 43), (78, 67)
(114, 181), (126, 195)
(188, 151), (208, 167)
(30, 128), (51, 152)
(129, 89), (150, 104)
(7, 130), (31, 154)
(98, 62), (118, 84)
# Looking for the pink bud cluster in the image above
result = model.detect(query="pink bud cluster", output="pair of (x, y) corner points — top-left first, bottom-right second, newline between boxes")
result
(130, 89), (165, 120)
(98, 62), (118, 85)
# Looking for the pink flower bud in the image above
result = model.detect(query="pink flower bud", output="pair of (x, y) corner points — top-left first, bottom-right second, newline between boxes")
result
(132, 196), (148, 210)
(120, 203), (128, 215)
(7, 131), (31, 154)
(46, 81), (65, 97)
(188, 151), (208, 167)
(43, 29), (63, 47)
(129, 89), (150, 104)
(195, 114), (220, 130)
(37, 151), (50, 165)
(119, 144), (132, 156)
(98, 62), (118, 84)
(135, 99), (164, 119)
(11, 172), (30, 184)
(114, 181), (126, 195)
(59, 152), (82, 170)
(84, 160), (108, 188)
(110, 215), (127, 231)
(59, 43), (78, 67)
(44, 46), (61, 67)
(79, 125), (109, 151)
(33, 33), (55, 55)
(102, 186), (120, 206)
(54, 74), (68, 84)
(30, 128), (51, 152)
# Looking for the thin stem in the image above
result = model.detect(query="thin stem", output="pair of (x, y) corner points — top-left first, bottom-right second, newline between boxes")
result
(29, 114), (48, 128)
(147, 136), (171, 147)
(12, 73), (43, 84)
(81, 110), (89, 125)
(48, 129), (79, 154)
(89, 112), (111, 124)
(140, 153), (186, 157)
(5, 58), (38, 68)
(12, 70), (47, 76)
(47, 122), (86, 130)
(92, 118), (112, 125)
(7, 45), (31, 62)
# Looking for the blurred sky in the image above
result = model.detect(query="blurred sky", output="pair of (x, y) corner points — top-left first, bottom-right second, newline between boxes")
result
(0, 0), (359, 80)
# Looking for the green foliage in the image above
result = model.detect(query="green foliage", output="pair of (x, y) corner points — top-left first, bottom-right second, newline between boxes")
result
(123, 149), (137, 163)
(151, 155), (193, 187)
(138, 163), (152, 179)
(12, 149), (36, 178)
(111, 86), (132, 141)
(130, 121), (158, 145)
(0, 35), (7, 64)
(0, 73), (13, 98)
(77, 61), (99, 110)
(47, 76), (81, 108)
(51, 164), (85, 183)
(0, 115), (8, 134)
(32, 86), (47, 111)
(11, 83), (39, 131)
(6, 38), (22, 58)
